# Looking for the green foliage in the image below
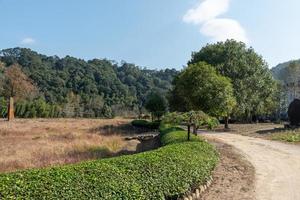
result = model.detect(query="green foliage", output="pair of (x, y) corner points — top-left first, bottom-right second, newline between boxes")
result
(102, 104), (114, 119)
(131, 120), (160, 129)
(159, 126), (201, 145)
(0, 97), (61, 118)
(15, 98), (61, 118)
(0, 48), (178, 118)
(189, 39), (278, 120)
(0, 124), (218, 200)
(206, 117), (220, 130)
(145, 91), (168, 120)
(169, 62), (236, 119)
(272, 130), (300, 143)
(162, 111), (219, 130)
(161, 112), (184, 126)
(0, 97), (7, 118)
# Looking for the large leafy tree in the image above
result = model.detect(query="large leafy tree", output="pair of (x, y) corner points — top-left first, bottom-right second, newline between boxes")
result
(189, 40), (278, 121)
(170, 62), (236, 128)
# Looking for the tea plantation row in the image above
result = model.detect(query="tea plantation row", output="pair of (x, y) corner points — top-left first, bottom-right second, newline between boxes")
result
(0, 124), (218, 199)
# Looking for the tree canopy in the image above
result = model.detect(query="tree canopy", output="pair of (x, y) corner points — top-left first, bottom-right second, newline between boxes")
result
(169, 62), (236, 128)
(145, 91), (168, 120)
(0, 48), (178, 118)
(188, 40), (278, 120)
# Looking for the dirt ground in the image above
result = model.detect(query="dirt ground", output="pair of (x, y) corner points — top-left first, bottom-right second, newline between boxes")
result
(204, 133), (300, 200)
(215, 123), (283, 139)
(213, 123), (300, 145)
(0, 118), (147, 173)
(201, 138), (255, 200)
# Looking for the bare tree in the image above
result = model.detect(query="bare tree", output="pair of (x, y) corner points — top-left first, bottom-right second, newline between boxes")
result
(3, 64), (37, 121)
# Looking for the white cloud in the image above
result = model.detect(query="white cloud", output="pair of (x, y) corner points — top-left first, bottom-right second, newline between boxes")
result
(21, 37), (36, 45)
(183, 0), (230, 24)
(201, 18), (248, 43)
(183, 0), (249, 44)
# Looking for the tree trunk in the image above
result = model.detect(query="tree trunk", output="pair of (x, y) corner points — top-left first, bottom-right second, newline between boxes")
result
(224, 116), (229, 129)
(8, 97), (14, 121)
(193, 124), (197, 135)
(187, 125), (191, 141)
(138, 107), (142, 119)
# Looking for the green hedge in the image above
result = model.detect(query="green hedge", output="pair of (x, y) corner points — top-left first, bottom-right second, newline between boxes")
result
(160, 125), (202, 146)
(131, 120), (161, 129)
(0, 125), (218, 200)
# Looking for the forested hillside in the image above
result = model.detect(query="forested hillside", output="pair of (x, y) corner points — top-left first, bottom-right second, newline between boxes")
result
(0, 48), (177, 118)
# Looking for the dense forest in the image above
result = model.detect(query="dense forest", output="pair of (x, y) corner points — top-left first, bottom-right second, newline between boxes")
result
(0, 48), (178, 118)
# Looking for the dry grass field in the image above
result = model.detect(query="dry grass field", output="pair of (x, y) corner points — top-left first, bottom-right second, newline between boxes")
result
(0, 118), (139, 173)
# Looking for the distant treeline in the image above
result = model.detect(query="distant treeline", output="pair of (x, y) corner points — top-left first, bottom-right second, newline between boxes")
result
(0, 48), (177, 118)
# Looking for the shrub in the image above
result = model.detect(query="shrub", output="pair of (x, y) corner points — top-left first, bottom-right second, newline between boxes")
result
(131, 120), (160, 129)
(272, 130), (300, 143)
(0, 124), (218, 200)
(207, 117), (220, 130)
(288, 99), (300, 126)
(159, 125), (201, 145)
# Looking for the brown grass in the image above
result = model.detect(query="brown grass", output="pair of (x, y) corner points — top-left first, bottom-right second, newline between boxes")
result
(0, 118), (133, 173)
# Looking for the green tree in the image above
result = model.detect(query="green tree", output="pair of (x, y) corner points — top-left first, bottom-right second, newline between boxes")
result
(162, 111), (219, 141)
(0, 97), (7, 118)
(145, 91), (167, 121)
(62, 92), (82, 118)
(170, 62), (236, 129)
(102, 104), (114, 119)
(189, 39), (278, 121)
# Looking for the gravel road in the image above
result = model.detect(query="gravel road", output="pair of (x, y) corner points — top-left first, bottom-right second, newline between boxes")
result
(203, 133), (300, 200)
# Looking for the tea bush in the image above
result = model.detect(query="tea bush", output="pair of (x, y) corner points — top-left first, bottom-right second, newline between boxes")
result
(0, 124), (218, 200)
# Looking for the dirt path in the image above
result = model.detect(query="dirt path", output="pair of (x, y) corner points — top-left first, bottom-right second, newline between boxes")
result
(201, 140), (255, 200)
(203, 133), (300, 200)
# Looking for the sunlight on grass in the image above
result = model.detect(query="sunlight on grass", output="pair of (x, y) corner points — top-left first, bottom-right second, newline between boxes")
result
(272, 130), (300, 143)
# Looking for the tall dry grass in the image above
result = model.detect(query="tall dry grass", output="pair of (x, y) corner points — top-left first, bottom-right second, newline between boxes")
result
(0, 118), (136, 173)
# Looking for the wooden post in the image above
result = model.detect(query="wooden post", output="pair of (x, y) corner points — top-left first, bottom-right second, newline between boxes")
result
(8, 97), (14, 121)
(187, 125), (191, 141)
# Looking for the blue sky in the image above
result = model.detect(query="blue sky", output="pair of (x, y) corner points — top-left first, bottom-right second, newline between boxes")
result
(1, 0), (300, 69)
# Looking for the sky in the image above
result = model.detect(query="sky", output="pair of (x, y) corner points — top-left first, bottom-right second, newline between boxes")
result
(1, 0), (300, 69)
